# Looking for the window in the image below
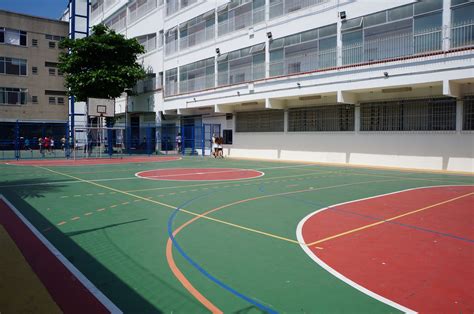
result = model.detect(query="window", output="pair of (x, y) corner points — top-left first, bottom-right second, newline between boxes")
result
(158, 30), (164, 48)
(270, 0), (331, 19)
(49, 41), (56, 48)
(270, 24), (337, 77)
(48, 97), (56, 104)
(0, 57), (27, 76)
(218, 0), (265, 37)
(0, 28), (27, 46)
(57, 97), (65, 104)
(57, 69), (63, 76)
(341, 2), (443, 65)
(32, 39), (38, 46)
(0, 87), (28, 105)
(104, 9), (126, 31)
(45, 62), (59, 67)
(32, 66), (38, 75)
(179, 10), (215, 50)
(129, 0), (158, 24)
(49, 68), (56, 76)
(179, 57), (215, 93)
(463, 97), (474, 130)
(236, 110), (284, 132)
(360, 98), (456, 131)
(165, 27), (178, 56)
(451, 2), (474, 48)
(288, 105), (354, 131)
(223, 129), (233, 144)
(32, 96), (38, 103)
(136, 33), (157, 53)
(218, 43), (265, 86)
(164, 68), (178, 96)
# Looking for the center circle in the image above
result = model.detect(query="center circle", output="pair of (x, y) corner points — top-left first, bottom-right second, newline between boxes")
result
(135, 168), (264, 181)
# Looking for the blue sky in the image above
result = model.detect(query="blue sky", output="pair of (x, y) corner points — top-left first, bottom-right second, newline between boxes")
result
(0, 0), (69, 20)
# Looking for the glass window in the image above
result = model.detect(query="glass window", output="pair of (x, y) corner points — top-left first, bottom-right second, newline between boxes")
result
(0, 57), (4, 74)
(341, 17), (363, 31)
(388, 5), (413, 21)
(364, 11), (387, 27)
(49, 97), (56, 104)
(451, 3), (474, 26)
(0, 28), (4, 43)
(414, 0), (443, 15)
(414, 12), (442, 33)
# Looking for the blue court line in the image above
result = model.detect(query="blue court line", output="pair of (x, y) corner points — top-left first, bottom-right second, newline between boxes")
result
(168, 196), (278, 314)
(281, 194), (474, 244)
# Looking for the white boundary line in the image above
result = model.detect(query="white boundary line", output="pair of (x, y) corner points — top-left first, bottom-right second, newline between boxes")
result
(135, 168), (265, 181)
(4, 156), (182, 167)
(295, 185), (474, 314)
(0, 194), (122, 314)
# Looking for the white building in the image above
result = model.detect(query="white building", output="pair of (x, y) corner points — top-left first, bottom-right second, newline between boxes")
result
(87, 0), (473, 172)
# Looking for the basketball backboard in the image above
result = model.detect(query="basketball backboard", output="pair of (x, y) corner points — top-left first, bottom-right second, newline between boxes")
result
(88, 98), (115, 117)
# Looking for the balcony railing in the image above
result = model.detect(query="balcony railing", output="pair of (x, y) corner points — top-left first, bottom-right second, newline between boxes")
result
(270, 48), (337, 77)
(165, 40), (178, 55)
(179, 74), (215, 93)
(451, 20), (474, 49)
(342, 29), (442, 65)
(218, 5), (265, 36)
(218, 63), (265, 86)
(179, 25), (215, 50)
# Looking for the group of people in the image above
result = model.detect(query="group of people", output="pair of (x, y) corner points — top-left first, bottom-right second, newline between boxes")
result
(21, 136), (67, 153)
(212, 134), (224, 158)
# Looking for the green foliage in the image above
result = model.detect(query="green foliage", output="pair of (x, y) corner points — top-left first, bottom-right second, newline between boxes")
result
(59, 24), (146, 102)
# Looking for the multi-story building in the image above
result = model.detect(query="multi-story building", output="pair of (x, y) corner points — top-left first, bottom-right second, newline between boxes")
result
(87, 0), (472, 171)
(0, 10), (69, 152)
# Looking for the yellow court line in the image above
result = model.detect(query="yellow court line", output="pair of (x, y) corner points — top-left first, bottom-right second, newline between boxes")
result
(307, 192), (474, 247)
(37, 166), (401, 245)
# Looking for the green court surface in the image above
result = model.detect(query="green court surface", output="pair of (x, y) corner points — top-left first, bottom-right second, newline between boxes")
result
(0, 157), (472, 313)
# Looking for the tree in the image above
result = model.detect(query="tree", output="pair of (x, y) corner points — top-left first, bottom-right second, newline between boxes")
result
(59, 24), (146, 102)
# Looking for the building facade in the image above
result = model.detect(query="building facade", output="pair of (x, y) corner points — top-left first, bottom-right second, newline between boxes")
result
(88, 0), (473, 171)
(0, 10), (69, 151)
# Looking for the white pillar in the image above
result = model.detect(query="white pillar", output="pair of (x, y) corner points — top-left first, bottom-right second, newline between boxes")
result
(442, 0), (452, 51)
(355, 105), (360, 132)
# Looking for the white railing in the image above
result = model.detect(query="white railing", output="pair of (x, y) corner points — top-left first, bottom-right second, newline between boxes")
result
(270, 48), (337, 76)
(179, 74), (215, 93)
(165, 39), (178, 55)
(218, 5), (264, 36)
(179, 25), (215, 50)
(129, 0), (157, 24)
(218, 62), (265, 86)
(451, 21), (474, 49)
(91, 3), (103, 21)
(270, 0), (332, 19)
(164, 81), (178, 96)
(342, 30), (443, 66)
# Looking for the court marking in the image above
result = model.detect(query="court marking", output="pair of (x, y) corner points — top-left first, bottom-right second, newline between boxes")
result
(135, 168), (264, 181)
(296, 185), (474, 314)
(0, 195), (122, 314)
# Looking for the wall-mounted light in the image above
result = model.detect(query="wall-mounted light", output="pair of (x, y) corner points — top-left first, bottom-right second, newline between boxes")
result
(339, 11), (346, 20)
(297, 82), (301, 88)
(193, 97), (196, 101)
(215, 48), (220, 55)
(237, 91), (240, 96)
(266, 31), (272, 40)
(384, 72), (389, 78)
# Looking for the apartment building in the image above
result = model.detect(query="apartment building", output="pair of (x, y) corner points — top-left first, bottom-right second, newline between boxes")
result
(0, 10), (69, 144)
(83, 0), (473, 171)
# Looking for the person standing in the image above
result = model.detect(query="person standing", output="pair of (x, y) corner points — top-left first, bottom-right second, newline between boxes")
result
(211, 133), (217, 157)
(175, 133), (182, 153)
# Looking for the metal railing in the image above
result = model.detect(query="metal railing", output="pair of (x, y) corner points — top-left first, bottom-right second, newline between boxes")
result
(218, 62), (265, 86)
(451, 20), (474, 49)
(218, 5), (265, 36)
(342, 29), (442, 65)
(165, 39), (178, 55)
(179, 74), (215, 93)
(179, 25), (215, 50)
(270, 48), (337, 77)
(269, 0), (332, 19)
(164, 81), (178, 96)
(129, 0), (157, 24)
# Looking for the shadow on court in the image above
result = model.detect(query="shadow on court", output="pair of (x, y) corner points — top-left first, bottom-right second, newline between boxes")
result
(0, 178), (205, 313)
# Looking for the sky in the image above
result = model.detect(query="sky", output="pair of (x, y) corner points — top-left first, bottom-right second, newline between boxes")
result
(0, 0), (69, 20)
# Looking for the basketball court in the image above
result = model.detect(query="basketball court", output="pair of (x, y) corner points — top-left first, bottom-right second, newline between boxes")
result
(0, 156), (473, 313)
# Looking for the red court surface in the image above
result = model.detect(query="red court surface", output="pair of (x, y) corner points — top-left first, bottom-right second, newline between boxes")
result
(300, 185), (474, 313)
(136, 168), (264, 181)
(0, 198), (112, 313)
(5, 156), (180, 166)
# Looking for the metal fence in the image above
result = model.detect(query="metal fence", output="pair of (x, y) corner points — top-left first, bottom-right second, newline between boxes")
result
(288, 104), (354, 132)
